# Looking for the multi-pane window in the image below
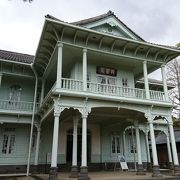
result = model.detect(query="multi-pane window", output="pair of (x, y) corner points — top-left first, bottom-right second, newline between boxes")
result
(2, 128), (16, 154)
(111, 135), (121, 154)
(122, 78), (128, 87)
(9, 85), (22, 102)
(128, 132), (136, 153)
(97, 76), (116, 85)
(2, 134), (15, 154)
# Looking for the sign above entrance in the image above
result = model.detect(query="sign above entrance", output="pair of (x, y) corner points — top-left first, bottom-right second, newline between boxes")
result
(96, 66), (117, 77)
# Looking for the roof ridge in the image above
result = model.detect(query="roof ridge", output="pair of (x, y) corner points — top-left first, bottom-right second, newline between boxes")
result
(0, 49), (34, 64)
(71, 11), (112, 26)
(71, 11), (145, 41)
(0, 49), (34, 57)
(45, 14), (64, 22)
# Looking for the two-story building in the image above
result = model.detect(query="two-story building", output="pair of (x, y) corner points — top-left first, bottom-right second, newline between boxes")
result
(0, 11), (180, 180)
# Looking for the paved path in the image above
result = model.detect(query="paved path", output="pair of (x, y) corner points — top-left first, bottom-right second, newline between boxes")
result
(18, 171), (179, 180)
(2, 171), (180, 180)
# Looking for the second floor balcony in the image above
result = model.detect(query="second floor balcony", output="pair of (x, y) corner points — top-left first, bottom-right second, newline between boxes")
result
(61, 78), (166, 102)
(0, 99), (39, 114)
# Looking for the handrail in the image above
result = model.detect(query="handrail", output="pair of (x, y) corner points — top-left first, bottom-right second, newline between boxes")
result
(40, 82), (56, 108)
(0, 99), (40, 112)
(60, 78), (166, 101)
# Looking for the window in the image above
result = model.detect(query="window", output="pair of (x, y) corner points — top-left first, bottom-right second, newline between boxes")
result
(2, 128), (16, 154)
(128, 132), (136, 153)
(122, 78), (128, 87)
(97, 76), (116, 85)
(9, 85), (22, 102)
(111, 135), (121, 154)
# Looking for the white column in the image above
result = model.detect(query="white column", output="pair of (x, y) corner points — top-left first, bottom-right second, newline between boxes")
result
(0, 73), (2, 87)
(56, 43), (63, 89)
(169, 123), (179, 165)
(34, 127), (41, 165)
(143, 61), (150, 99)
(51, 114), (60, 167)
(83, 49), (87, 91)
(135, 122), (142, 165)
(166, 134), (173, 164)
(40, 79), (45, 105)
(161, 64), (169, 101)
(123, 131), (126, 156)
(131, 127), (136, 170)
(149, 122), (158, 166)
(72, 116), (79, 166)
(81, 114), (87, 167)
(145, 133), (151, 163)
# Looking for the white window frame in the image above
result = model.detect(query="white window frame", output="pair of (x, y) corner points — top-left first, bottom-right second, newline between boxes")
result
(9, 85), (22, 107)
(122, 78), (128, 87)
(2, 128), (16, 155)
(97, 75), (117, 85)
(111, 135), (121, 154)
(128, 132), (136, 154)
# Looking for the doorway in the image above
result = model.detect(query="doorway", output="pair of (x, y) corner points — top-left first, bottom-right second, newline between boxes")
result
(66, 128), (91, 163)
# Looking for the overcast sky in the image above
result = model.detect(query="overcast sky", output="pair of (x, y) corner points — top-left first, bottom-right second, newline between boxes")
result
(0, 0), (180, 79)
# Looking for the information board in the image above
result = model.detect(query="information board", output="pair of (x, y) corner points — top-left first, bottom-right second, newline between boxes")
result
(117, 155), (128, 170)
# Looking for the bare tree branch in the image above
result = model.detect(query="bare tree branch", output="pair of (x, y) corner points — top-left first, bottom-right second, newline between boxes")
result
(167, 57), (180, 120)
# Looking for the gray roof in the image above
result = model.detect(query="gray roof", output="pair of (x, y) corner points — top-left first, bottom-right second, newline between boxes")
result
(47, 11), (179, 51)
(156, 129), (180, 144)
(0, 49), (34, 64)
(72, 10), (145, 41)
(137, 78), (175, 89)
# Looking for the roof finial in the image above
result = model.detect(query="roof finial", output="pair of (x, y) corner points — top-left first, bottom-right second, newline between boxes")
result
(107, 10), (114, 15)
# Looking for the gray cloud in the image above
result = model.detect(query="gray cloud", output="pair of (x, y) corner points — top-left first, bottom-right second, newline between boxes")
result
(0, 0), (180, 54)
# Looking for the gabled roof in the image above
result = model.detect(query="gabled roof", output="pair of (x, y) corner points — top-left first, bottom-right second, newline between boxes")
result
(0, 49), (34, 64)
(72, 10), (145, 41)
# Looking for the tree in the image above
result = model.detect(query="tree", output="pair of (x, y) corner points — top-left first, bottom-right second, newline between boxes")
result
(22, 0), (33, 2)
(167, 57), (180, 119)
(9, 0), (33, 2)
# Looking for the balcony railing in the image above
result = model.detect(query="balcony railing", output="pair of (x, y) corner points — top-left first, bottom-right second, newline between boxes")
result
(0, 99), (39, 113)
(61, 78), (166, 101)
(62, 78), (83, 91)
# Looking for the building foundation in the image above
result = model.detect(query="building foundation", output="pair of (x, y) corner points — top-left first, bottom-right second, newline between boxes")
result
(49, 167), (58, 180)
(70, 165), (78, 178)
(78, 166), (90, 180)
(152, 165), (162, 177)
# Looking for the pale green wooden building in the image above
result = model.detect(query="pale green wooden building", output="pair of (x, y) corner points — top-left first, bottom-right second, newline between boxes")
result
(0, 11), (180, 180)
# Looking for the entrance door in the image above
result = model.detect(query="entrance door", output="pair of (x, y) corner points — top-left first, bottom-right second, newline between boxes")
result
(66, 128), (91, 163)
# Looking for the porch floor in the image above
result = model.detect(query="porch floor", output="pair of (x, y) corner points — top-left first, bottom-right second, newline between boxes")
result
(13, 171), (180, 180)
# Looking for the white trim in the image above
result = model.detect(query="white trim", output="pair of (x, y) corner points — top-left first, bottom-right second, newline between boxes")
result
(45, 17), (180, 53)
(84, 16), (138, 40)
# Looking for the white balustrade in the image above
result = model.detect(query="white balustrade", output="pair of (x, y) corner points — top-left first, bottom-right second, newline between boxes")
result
(149, 90), (165, 101)
(60, 78), (166, 101)
(61, 78), (83, 91)
(0, 99), (39, 112)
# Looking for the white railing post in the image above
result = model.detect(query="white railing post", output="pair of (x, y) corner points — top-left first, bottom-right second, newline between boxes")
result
(83, 49), (87, 91)
(143, 61), (150, 99)
(56, 43), (63, 89)
(161, 64), (169, 101)
(0, 73), (2, 87)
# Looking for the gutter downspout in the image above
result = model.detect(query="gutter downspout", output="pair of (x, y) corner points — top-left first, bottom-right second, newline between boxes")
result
(26, 63), (38, 176)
